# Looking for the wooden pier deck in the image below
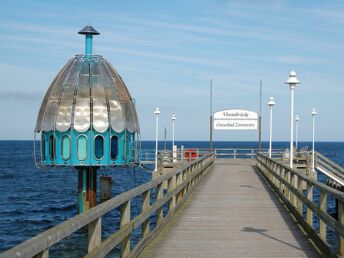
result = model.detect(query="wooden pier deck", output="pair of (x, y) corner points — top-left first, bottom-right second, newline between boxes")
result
(138, 159), (322, 258)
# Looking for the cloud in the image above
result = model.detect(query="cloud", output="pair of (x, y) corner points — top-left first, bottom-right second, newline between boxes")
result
(0, 90), (42, 101)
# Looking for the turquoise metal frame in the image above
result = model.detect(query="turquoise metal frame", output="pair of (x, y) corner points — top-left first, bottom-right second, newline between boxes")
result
(41, 129), (136, 167)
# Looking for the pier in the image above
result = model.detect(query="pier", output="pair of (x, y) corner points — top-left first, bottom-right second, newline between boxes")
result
(2, 149), (344, 258)
(139, 158), (320, 258)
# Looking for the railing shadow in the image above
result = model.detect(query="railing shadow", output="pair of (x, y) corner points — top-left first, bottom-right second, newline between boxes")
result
(250, 165), (323, 257)
(241, 226), (303, 251)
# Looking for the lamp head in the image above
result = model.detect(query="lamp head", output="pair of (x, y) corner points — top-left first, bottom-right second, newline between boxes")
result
(154, 107), (160, 115)
(267, 97), (275, 107)
(295, 115), (300, 121)
(285, 70), (300, 89)
(311, 108), (317, 116)
(171, 114), (176, 121)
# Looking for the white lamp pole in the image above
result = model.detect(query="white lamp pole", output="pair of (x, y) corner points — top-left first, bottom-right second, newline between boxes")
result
(312, 108), (317, 172)
(285, 71), (300, 168)
(171, 114), (176, 148)
(267, 97), (275, 158)
(154, 107), (160, 172)
(295, 115), (300, 151)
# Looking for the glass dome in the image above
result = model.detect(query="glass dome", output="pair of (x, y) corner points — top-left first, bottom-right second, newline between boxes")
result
(34, 26), (140, 168)
(35, 55), (139, 134)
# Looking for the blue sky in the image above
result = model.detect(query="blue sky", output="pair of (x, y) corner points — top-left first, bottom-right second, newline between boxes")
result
(0, 0), (344, 141)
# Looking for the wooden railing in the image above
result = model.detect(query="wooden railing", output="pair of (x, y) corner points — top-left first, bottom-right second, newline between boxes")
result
(0, 154), (214, 258)
(257, 153), (344, 257)
(317, 153), (344, 179)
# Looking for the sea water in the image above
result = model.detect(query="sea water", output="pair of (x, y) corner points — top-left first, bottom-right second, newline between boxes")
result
(0, 141), (343, 257)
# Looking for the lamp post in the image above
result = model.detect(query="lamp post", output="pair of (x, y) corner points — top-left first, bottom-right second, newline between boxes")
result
(171, 114), (176, 148)
(267, 97), (275, 158)
(312, 108), (317, 172)
(154, 107), (160, 172)
(295, 115), (300, 151)
(285, 71), (300, 168)
(171, 114), (176, 162)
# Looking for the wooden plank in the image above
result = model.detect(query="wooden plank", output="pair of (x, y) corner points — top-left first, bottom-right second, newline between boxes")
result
(141, 190), (150, 238)
(33, 249), (48, 258)
(138, 159), (322, 258)
(339, 201), (344, 256)
(120, 200), (131, 257)
(88, 218), (101, 253)
(319, 191), (327, 241)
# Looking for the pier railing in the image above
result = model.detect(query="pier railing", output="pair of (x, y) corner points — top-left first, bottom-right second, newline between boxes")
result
(317, 152), (344, 189)
(257, 153), (344, 257)
(0, 154), (214, 258)
(139, 148), (284, 163)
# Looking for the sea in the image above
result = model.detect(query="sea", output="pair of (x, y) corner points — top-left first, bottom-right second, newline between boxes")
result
(0, 140), (343, 257)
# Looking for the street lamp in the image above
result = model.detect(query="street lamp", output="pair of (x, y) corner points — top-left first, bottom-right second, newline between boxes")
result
(267, 97), (275, 158)
(285, 71), (300, 168)
(311, 108), (317, 172)
(171, 114), (176, 162)
(154, 107), (160, 172)
(171, 114), (176, 148)
(295, 115), (300, 151)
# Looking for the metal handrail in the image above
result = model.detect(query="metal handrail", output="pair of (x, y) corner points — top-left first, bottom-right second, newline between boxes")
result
(139, 148), (285, 162)
(256, 153), (344, 257)
(0, 154), (214, 258)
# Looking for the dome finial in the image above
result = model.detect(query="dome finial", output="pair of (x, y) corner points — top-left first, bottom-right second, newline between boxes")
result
(78, 24), (100, 56)
(78, 24), (100, 35)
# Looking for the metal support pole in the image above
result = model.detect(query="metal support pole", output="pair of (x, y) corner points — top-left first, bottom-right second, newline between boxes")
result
(78, 167), (97, 214)
(295, 115), (300, 151)
(312, 108), (317, 172)
(258, 79), (262, 152)
(154, 108), (160, 172)
(267, 97), (275, 159)
(269, 106), (273, 158)
(290, 88), (294, 168)
(210, 79), (213, 153)
(285, 71), (300, 168)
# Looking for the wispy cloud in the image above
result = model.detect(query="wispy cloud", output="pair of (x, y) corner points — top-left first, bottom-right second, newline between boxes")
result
(0, 90), (42, 101)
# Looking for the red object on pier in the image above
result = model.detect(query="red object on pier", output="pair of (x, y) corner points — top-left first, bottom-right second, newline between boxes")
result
(184, 149), (198, 160)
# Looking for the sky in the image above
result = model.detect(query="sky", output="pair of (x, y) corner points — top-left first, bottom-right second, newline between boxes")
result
(0, 0), (344, 141)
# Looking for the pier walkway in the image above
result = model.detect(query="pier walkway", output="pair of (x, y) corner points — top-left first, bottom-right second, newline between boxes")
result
(139, 159), (322, 258)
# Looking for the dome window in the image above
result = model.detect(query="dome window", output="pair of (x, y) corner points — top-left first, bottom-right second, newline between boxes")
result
(61, 135), (71, 160)
(48, 135), (55, 160)
(94, 135), (104, 160)
(111, 136), (118, 160)
(41, 138), (46, 160)
(77, 135), (88, 161)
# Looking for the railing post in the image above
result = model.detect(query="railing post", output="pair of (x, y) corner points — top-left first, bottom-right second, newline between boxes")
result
(234, 149), (237, 159)
(297, 176), (303, 214)
(286, 170), (291, 201)
(292, 173), (297, 208)
(156, 182), (164, 225)
(306, 182), (313, 227)
(34, 249), (49, 258)
(272, 163), (278, 186)
(142, 190), (150, 238)
(339, 200), (344, 256)
(120, 200), (131, 257)
(88, 218), (101, 254)
(168, 175), (176, 212)
(319, 191), (327, 241)
(176, 172), (183, 204)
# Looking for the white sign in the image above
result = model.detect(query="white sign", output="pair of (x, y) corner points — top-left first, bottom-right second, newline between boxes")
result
(213, 109), (258, 130)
